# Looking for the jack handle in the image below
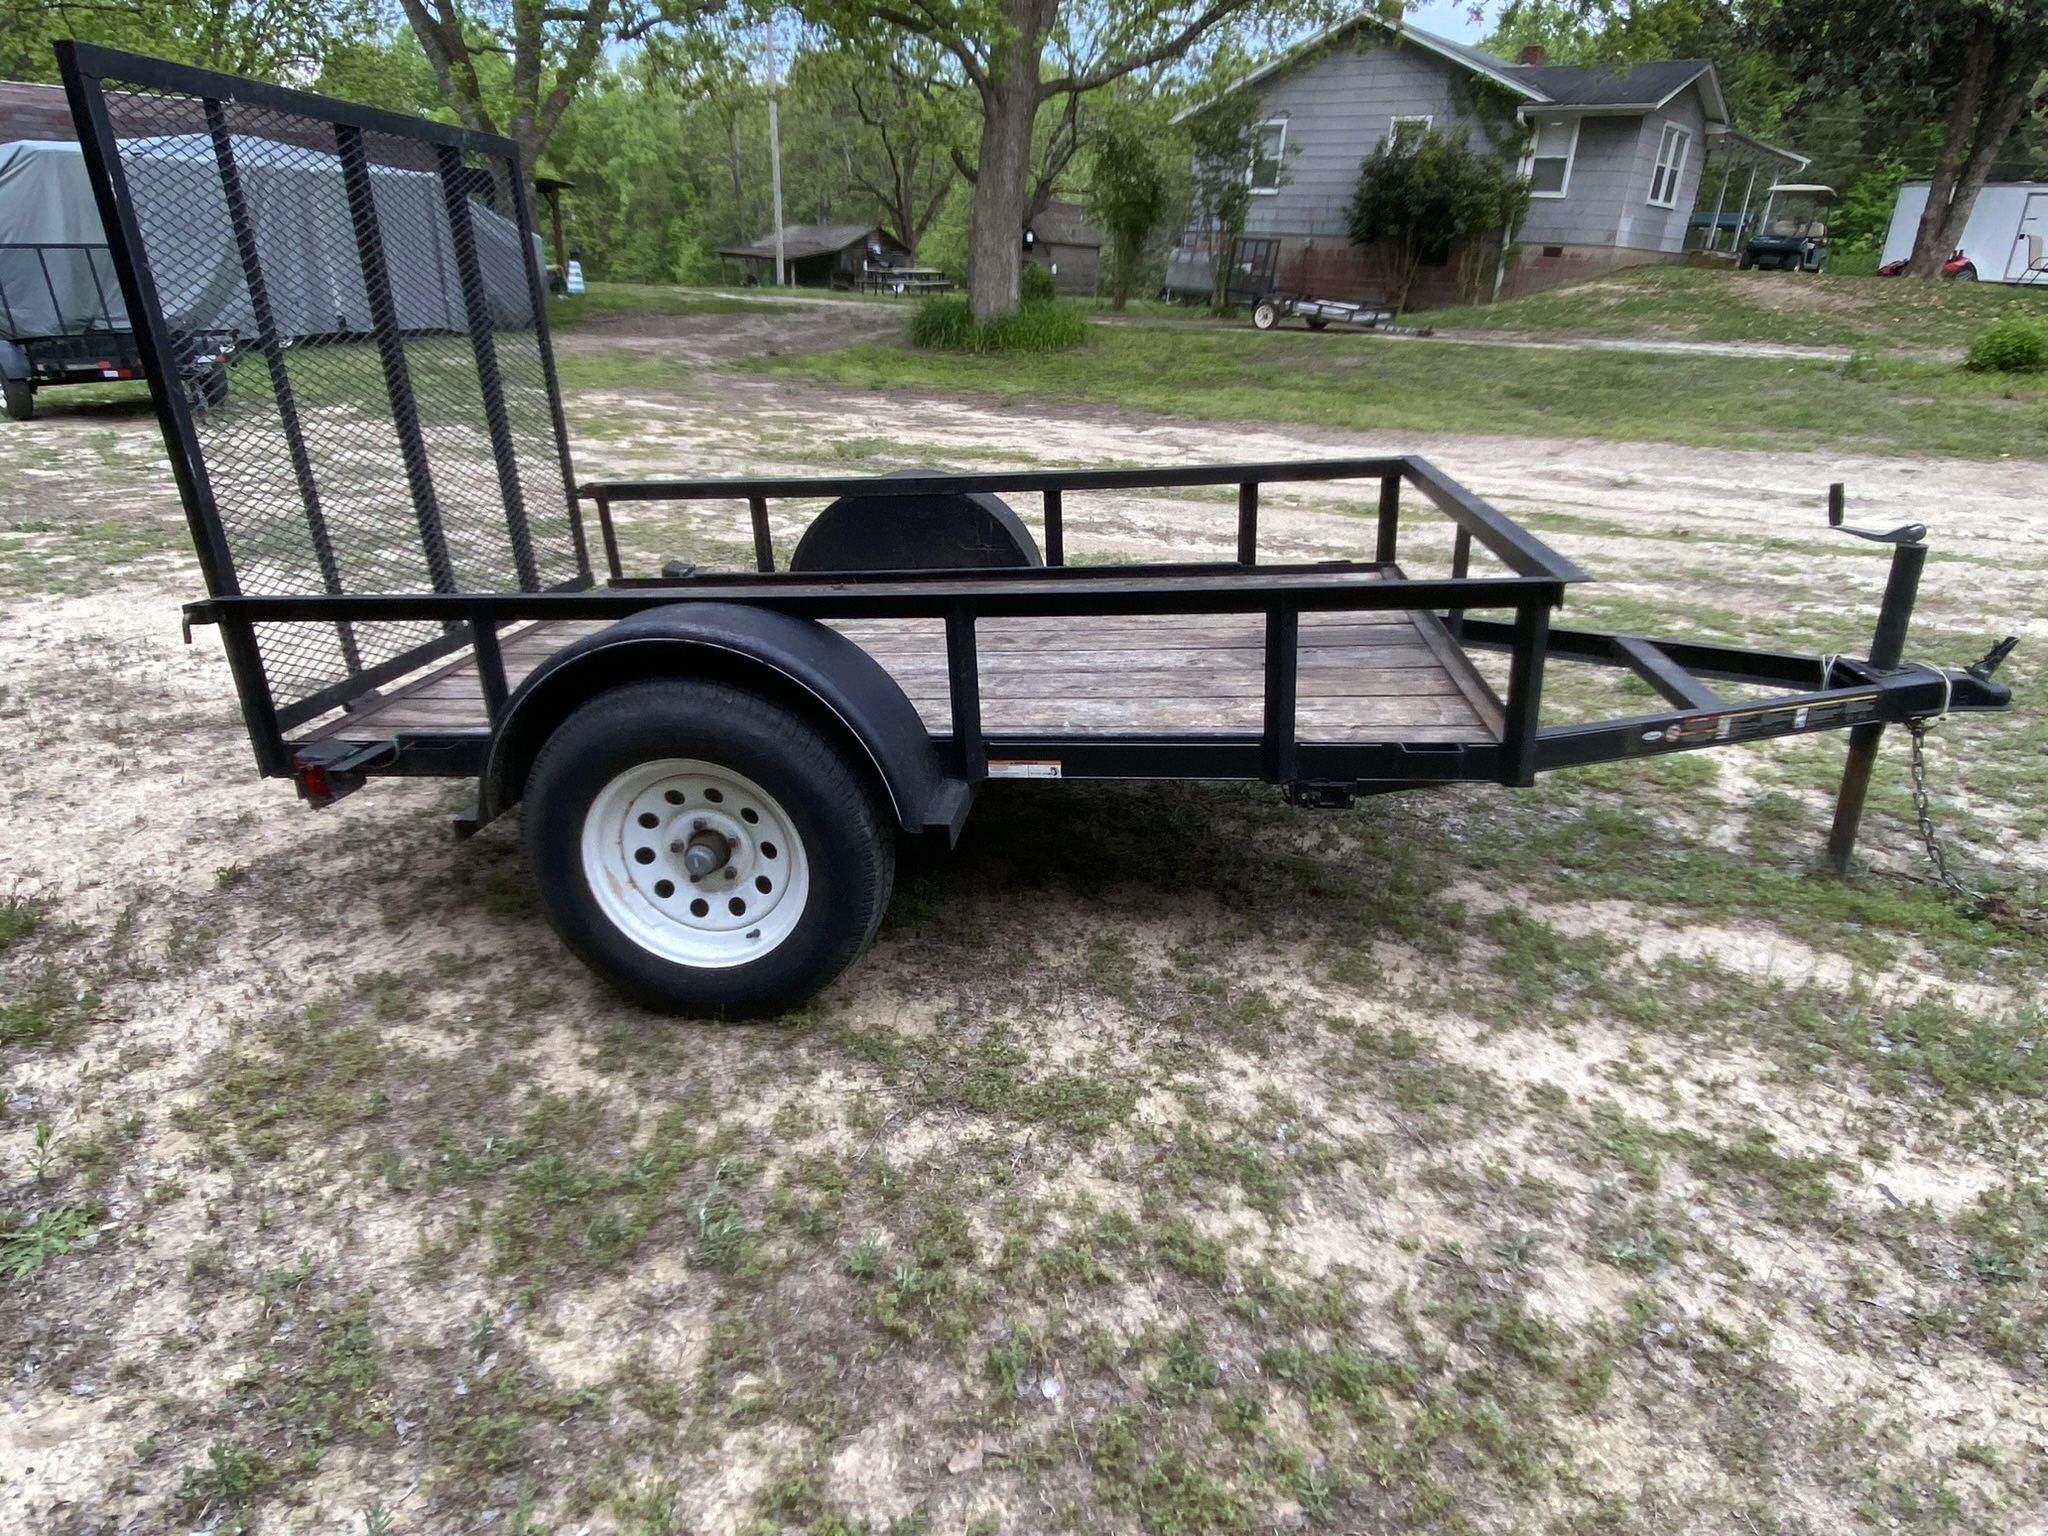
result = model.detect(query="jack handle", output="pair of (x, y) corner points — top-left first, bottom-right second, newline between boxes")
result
(1828, 481), (1924, 546)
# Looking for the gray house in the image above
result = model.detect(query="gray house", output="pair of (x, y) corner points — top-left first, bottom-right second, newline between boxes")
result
(1176, 17), (1751, 306)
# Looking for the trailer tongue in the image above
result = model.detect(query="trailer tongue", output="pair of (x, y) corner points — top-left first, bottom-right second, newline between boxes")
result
(57, 44), (2017, 1016)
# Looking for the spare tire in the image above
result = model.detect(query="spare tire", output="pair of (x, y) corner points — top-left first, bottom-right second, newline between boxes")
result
(789, 468), (1041, 573)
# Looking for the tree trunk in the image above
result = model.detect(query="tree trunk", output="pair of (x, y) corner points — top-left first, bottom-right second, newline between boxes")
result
(1932, 46), (2045, 262)
(966, 0), (1053, 320)
(1208, 221), (1234, 312)
(1908, 26), (1993, 276)
(728, 113), (753, 239)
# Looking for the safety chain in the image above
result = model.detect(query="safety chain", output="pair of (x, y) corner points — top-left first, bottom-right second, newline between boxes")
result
(1906, 719), (2043, 928)
(1906, 718), (1980, 905)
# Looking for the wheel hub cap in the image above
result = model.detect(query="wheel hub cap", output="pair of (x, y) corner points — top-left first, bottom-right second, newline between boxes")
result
(678, 826), (734, 880)
(580, 758), (810, 969)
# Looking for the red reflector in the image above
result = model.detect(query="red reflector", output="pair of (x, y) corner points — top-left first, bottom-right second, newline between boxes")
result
(295, 761), (334, 804)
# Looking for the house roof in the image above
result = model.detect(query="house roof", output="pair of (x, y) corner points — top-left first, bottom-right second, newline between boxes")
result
(0, 81), (77, 146)
(1029, 200), (1101, 248)
(1509, 59), (1726, 121)
(1176, 17), (1728, 128)
(716, 223), (888, 262)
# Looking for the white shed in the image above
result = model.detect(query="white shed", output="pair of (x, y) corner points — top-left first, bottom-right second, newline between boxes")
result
(1882, 181), (2048, 284)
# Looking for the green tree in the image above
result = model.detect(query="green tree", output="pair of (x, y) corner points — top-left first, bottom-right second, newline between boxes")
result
(800, 0), (1332, 320)
(1831, 158), (1909, 253)
(1765, 0), (2048, 277)
(1085, 109), (1172, 308)
(396, 0), (734, 191)
(1184, 87), (1265, 313)
(785, 41), (967, 258)
(2, 0), (377, 83)
(1346, 125), (1527, 310)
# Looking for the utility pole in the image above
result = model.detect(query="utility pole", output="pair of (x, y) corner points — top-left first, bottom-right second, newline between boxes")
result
(764, 9), (787, 286)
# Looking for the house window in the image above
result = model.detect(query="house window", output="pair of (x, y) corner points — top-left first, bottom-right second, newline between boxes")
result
(1526, 117), (1578, 198)
(1387, 114), (1432, 148)
(1249, 120), (1286, 192)
(1649, 122), (1692, 208)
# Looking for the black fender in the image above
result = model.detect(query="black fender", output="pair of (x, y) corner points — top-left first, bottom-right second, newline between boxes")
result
(479, 602), (969, 840)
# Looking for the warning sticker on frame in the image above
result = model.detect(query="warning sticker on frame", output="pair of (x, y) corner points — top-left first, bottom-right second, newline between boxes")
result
(1639, 692), (1883, 750)
(987, 760), (1063, 779)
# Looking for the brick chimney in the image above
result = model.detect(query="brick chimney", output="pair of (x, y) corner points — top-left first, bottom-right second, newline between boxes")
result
(1520, 45), (1548, 66)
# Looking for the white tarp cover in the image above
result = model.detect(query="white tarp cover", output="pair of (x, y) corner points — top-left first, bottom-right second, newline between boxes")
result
(0, 134), (538, 342)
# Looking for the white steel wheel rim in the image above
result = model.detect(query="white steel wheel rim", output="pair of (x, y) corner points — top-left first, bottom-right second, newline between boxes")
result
(581, 757), (810, 969)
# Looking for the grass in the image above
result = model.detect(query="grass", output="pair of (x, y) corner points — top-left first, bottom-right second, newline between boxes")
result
(1, 1203), (101, 1281)
(753, 318), (2048, 460)
(545, 279), (803, 329)
(5, 287), (2047, 1535)
(1406, 263), (2048, 353)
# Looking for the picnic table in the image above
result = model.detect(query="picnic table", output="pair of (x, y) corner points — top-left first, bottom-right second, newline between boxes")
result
(855, 267), (952, 295)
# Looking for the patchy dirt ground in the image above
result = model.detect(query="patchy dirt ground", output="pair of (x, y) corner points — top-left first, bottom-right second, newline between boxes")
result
(2, 304), (2044, 1536)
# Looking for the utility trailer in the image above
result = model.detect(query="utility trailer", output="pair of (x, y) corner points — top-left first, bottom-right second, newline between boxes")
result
(58, 46), (2017, 1016)
(0, 239), (232, 420)
(1249, 293), (1403, 334)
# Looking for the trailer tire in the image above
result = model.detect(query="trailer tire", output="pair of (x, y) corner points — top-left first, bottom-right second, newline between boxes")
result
(1304, 316), (1330, 331)
(2, 376), (33, 422)
(1251, 300), (1279, 331)
(1737, 252), (1754, 271)
(525, 678), (894, 1017)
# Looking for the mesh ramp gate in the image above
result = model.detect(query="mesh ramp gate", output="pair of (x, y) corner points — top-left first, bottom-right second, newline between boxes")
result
(57, 44), (589, 770)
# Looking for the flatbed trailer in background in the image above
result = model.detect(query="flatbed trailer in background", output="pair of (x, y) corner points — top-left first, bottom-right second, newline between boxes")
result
(58, 44), (2017, 1016)
(0, 242), (137, 414)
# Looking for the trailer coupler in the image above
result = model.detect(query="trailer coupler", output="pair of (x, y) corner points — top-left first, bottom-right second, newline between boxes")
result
(290, 740), (396, 808)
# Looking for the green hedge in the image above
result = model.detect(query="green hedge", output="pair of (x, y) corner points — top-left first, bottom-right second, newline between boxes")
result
(909, 295), (1090, 354)
(1964, 311), (2048, 374)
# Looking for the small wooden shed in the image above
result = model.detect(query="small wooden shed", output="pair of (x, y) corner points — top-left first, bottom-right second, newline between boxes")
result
(717, 223), (911, 288)
(1025, 201), (1103, 297)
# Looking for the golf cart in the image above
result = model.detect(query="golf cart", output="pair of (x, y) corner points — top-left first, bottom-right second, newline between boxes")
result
(1741, 184), (1835, 273)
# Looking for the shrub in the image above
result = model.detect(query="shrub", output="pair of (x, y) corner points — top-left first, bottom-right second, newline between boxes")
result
(908, 295), (976, 350)
(1348, 127), (1528, 309)
(908, 294), (1089, 354)
(1964, 312), (2048, 374)
(1020, 261), (1057, 305)
(981, 298), (1089, 353)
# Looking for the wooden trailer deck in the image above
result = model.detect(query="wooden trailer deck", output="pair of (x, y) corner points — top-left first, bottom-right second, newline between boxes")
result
(297, 603), (1505, 747)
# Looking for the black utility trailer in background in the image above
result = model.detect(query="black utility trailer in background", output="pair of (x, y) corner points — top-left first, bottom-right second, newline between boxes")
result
(0, 240), (234, 421)
(59, 45), (2017, 1016)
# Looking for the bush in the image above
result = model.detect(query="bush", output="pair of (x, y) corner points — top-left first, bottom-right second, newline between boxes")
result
(1964, 312), (2048, 374)
(908, 295), (977, 350)
(908, 294), (1089, 354)
(1020, 261), (1057, 305)
(1347, 127), (1528, 310)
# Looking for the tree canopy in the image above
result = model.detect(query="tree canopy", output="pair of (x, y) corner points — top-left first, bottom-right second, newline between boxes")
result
(1766, 0), (2048, 275)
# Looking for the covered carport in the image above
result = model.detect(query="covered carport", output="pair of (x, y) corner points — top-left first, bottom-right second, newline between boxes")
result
(1689, 130), (1811, 256)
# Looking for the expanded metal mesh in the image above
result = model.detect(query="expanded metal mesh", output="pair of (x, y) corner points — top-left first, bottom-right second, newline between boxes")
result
(82, 73), (585, 713)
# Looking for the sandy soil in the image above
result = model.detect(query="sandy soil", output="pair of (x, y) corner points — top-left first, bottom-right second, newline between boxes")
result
(1, 304), (2042, 1535)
